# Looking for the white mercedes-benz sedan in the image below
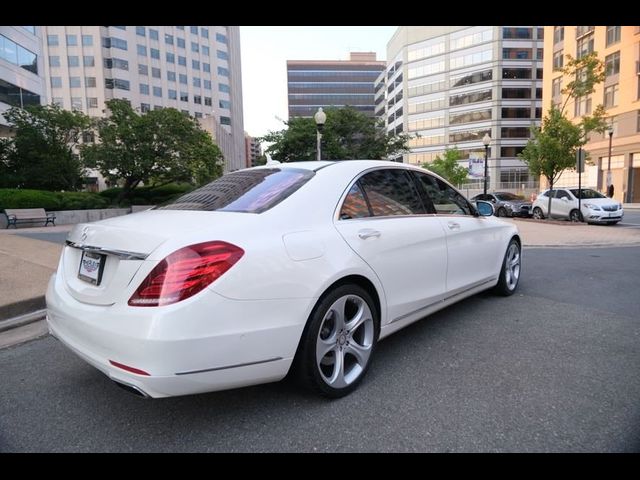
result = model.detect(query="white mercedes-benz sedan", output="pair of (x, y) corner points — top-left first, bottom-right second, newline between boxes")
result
(46, 160), (521, 399)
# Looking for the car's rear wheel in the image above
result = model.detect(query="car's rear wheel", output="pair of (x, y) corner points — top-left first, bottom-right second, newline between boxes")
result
(497, 207), (508, 217)
(294, 284), (379, 398)
(532, 207), (544, 220)
(493, 238), (521, 296)
(569, 209), (583, 222)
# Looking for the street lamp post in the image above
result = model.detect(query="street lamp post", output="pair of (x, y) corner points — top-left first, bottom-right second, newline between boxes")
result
(314, 107), (326, 161)
(606, 125), (614, 197)
(482, 133), (491, 196)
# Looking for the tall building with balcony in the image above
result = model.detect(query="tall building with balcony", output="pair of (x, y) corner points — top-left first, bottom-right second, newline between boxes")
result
(287, 52), (385, 118)
(42, 26), (245, 177)
(244, 133), (261, 168)
(543, 26), (640, 203)
(377, 26), (544, 191)
(0, 26), (46, 136)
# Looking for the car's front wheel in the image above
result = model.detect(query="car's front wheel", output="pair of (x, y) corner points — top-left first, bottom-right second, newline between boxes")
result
(569, 209), (583, 222)
(493, 238), (521, 296)
(497, 207), (508, 217)
(294, 284), (379, 398)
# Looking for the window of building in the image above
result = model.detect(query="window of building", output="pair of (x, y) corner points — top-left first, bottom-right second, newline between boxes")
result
(69, 77), (81, 88)
(177, 38), (185, 48)
(502, 48), (532, 59)
(216, 33), (228, 44)
(82, 35), (93, 46)
(178, 55), (186, 66)
(85, 76), (96, 88)
(576, 26), (595, 37)
(50, 77), (62, 88)
(219, 83), (230, 93)
(166, 52), (175, 63)
(204, 96), (212, 106)
(501, 127), (531, 138)
(67, 55), (79, 67)
(605, 51), (620, 76)
(111, 38), (128, 50)
(201, 28), (209, 38)
(553, 26), (564, 44)
(194, 94), (201, 104)
(574, 95), (592, 116)
(86, 97), (98, 109)
(105, 78), (130, 91)
(203, 63), (210, 73)
(501, 107), (531, 119)
(47, 35), (58, 46)
(137, 44), (147, 56)
(49, 55), (60, 67)
(537, 48), (544, 60)
(553, 50), (564, 71)
(449, 128), (491, 143)
(179, 73), (187, 84)
(138, 64), (148, 75)
(220, 116), (231, 126)
(502, 88), (531, 99)
(153, 86), (162, 97)
(139, 83), (149, 95)
(202, 45), (210, 56)
(604, 84), (619, 108)
(176, 26), (184, 31)
(154, 105), (162, 110)
(151, 67), (161, 78)
(168, 89), (177, 100)
(140, 103), (150, 113)
(83, 55), (95, 67)
(537, 68), (543, 79)
(217, 66), (229, 77)
(192, 59), (200, 70)
(165, 34), (174, 45)
(502, 27), (532, 39)
(552, 77), (562, 97)
(501, 146), (525, 157)
(66, 35), (77, 46)
(71, 97), (82, 111)
(167, 71), (176, 82)
(204, 79), (212, 90)
(449, 89), (492, 106)
(606, 26), (621, 46)
(450, 108), (492, 124)
(537, 28), (544, 40)
(219, 99), (231, 109)
(193, 77), (201, 87)
(576, 35), (594, 59)
(450, 69), (492, 88)
(180, 91), (188, 102)
(136, 26), (145, 36)
(191, 42), (199, 53)
(502, 68), (531, 79)
(637, 110), (640, 133)
(150, 48), (160, 60)
(149, 29), (159, 41)
(105, 57), (129, 70)
(217, 50), (229, 61)
(190, 26), (198, 35)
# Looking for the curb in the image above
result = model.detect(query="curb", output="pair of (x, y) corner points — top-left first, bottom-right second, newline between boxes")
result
(0, 309), (47, 333)
(0, 296), (45, 322)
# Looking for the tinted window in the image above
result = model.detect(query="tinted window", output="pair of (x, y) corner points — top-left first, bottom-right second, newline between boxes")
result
(494, 192), (520, 201)
(415, 174), (472, 215)
(340, 183), (371, 219)
(158, 168), (314, 214)
(570, 188), (605, 199)
(359, 169), (426, 217)
(555, 190), (571, 199)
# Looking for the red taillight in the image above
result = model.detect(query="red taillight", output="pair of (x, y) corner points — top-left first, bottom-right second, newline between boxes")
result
(109, 360), (150, 376)
(128, 241), (244, 307)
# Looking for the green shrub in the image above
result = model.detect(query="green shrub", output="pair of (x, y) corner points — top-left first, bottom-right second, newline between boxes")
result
(99, 183), (194, 207)
(0, 189), (109, 211)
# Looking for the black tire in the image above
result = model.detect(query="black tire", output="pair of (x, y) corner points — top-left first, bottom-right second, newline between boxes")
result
(569, 209), (583, 222)
(532, 207), (544, 220)
(493, 238), (521, 296)
(293, 284), (379, 398)
(606, 221), (619, 225)
(497, 207), (508, 217)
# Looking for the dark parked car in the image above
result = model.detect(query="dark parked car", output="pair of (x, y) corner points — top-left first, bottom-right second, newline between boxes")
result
(471, 192), (532, 218)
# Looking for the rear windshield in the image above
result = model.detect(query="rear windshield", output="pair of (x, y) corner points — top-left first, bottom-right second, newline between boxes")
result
(157, 168), (315, 213)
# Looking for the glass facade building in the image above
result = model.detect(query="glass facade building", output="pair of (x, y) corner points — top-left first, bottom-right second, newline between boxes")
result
(287, 52), (385, 118)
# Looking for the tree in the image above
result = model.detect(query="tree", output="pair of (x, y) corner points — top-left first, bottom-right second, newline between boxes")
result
(519, 53), (607, 220)
(260, 106), (410, 162)
(422, 147), (468, 186)
(0, 104), (91, 190)
(82, 99), (223, 201)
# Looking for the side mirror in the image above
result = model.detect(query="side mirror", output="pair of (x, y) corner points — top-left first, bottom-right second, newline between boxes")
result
(475, 200), (494, 217)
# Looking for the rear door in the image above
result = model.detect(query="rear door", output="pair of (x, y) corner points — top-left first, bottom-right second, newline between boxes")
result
(553, 189), (572, 219)
(334, 168), (447, 324)
(413, 172), (504, 295)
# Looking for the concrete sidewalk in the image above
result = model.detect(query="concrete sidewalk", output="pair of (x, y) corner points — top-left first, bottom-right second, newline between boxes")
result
(1, 219), (640, 347)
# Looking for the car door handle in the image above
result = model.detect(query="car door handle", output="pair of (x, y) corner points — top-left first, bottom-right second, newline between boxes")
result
(447, 221), (461, 230)
(358, 229), (381, 239)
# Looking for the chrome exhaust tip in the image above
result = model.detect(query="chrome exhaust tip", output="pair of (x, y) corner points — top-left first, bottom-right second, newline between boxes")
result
(113, 380), (150, 398)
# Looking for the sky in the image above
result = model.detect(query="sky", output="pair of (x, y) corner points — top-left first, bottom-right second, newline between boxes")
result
(240, 26), (398, 138)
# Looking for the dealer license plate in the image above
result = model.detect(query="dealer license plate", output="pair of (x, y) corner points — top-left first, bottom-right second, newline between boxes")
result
(78, 251), (105, 285)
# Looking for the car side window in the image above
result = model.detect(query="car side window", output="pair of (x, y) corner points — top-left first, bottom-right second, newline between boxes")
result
(556, 190), (570, 199)
(358, 169), (426, 217)
(414, 173), (472, 216)
(339, 182), (371, 220)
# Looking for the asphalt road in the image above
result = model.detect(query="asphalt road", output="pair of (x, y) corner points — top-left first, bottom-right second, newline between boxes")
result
(1, 247), (639, 452)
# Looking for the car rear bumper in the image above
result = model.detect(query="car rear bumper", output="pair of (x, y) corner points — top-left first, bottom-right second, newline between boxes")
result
(46, 273), (313, 398)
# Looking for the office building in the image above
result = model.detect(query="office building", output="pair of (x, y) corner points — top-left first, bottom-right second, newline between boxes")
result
(377, 26), (544, 191)
(287, 52), (385, 118)
(42, 25), (245, 180)
(0, 26), (46, 136)
(244, 133), (261, 167)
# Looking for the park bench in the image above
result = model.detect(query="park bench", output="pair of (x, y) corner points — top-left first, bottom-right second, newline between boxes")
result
(4, 208), (56, 229)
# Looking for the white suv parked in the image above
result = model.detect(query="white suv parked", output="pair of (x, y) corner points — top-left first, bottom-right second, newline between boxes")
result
(532, 188), (623, 225)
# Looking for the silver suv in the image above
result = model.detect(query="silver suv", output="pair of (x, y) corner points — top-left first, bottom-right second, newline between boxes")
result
(532, 188), (623, 225)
